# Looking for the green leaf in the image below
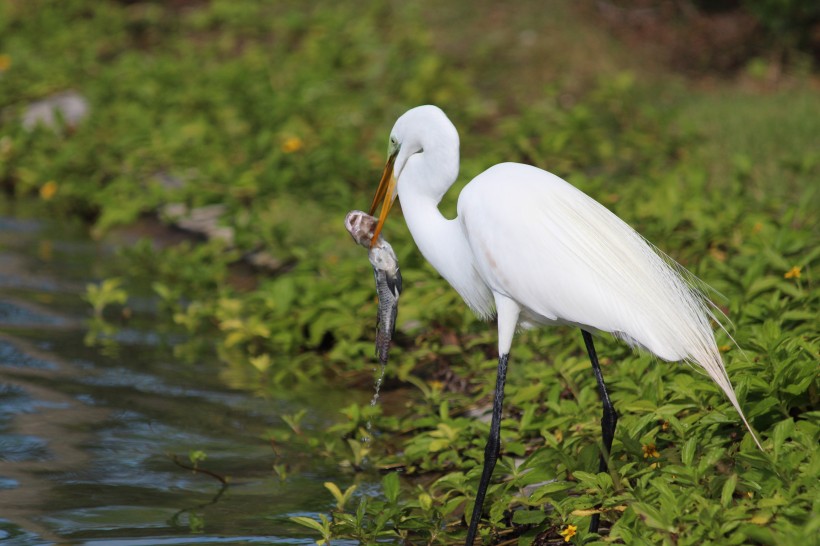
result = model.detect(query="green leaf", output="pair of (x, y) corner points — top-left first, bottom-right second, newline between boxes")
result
(772, 419), (794, 448)
(188, 450), (207, 465)
(382, 471), (400, 504)
(324, 481), (357, 511)
(512, 509), (547, 525)
(324, 482), (344, 505)
(572, 471), (599, 487)
(289, 516), (326, 534)
(681, 436), (697, 467)
(631, 502), (675, 532)
(721, 474), (738, 507)
(418, 491), (433, 511)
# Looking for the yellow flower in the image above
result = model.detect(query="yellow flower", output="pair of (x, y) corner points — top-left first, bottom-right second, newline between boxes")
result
(642, 443), (660, 459)
(281, 136), (303, 153)
(718, 344), (731, 353)
(40, 181), (58, 200)
(0, 54), (10, 71)
(784, 266), (801, 279)
(559, 524), (577, 542)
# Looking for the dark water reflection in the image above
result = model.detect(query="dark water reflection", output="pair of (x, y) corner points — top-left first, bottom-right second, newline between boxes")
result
(0, 203), (357, 545)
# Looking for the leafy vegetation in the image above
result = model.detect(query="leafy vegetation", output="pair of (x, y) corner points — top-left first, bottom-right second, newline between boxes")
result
(742, 0), (820, 56)
(1, 1), (817, 544)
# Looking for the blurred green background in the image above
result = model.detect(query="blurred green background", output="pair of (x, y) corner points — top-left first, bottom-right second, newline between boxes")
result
(0, 1), (817, 544)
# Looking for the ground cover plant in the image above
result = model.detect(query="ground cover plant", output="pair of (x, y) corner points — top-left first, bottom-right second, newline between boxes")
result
(1, 0), (817, 544)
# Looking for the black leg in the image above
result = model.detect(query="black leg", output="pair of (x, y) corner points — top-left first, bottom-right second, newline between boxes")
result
(465, 353), (509, 546)
(581, 329), (618, 534)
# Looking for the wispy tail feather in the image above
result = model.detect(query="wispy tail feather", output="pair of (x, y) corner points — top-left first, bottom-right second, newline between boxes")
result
(691, 347), (763, 450)
(590, 198), (764, 450)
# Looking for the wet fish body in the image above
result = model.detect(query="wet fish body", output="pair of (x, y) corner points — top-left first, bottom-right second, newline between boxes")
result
(344, 211), (402, 363)
(372, 266), (401, 362)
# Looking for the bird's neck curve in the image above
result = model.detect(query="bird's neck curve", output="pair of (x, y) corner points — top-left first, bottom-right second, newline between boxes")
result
(397, 145), (492, 318)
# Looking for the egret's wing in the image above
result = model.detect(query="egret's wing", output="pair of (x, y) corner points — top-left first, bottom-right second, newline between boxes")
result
(458, 163), (759, 447)
(459, 163), (699, 358)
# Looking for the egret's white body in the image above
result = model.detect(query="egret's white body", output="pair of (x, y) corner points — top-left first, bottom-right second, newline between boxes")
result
(367, 105), (760, 542)
(458, 164), (736, 384)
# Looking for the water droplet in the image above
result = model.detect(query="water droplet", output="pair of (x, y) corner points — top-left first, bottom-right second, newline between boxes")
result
(362, 363), (387, 448)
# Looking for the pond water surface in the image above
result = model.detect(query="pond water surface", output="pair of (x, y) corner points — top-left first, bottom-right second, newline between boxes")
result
(0, 204), (359, 545)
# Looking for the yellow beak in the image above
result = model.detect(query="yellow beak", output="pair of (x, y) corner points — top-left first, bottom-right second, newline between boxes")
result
(368, 151), (397, 248)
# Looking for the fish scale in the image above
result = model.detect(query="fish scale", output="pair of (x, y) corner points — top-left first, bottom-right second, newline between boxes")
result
(344, 210), (402, 364)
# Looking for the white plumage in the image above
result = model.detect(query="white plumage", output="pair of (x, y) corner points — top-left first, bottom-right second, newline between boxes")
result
(367, 105), (761, 543)
(458, 163), (756, 439)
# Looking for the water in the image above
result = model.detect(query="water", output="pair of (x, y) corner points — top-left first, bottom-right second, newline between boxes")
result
(369, 363), (387, 408)
(0, 204), (359, 545)
(363, 363), (387, 446)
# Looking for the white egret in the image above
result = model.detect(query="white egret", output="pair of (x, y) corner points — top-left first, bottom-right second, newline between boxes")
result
(368, 105), (761, 544)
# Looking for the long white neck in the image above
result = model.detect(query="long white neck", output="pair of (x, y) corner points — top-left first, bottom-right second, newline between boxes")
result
(397, 147), (494, 318)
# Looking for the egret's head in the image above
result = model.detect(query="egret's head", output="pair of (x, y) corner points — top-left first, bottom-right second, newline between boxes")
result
(368, 105), (458, 246)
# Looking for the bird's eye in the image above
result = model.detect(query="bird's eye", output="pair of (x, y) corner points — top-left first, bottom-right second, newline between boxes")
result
(390, 136), (397, 145)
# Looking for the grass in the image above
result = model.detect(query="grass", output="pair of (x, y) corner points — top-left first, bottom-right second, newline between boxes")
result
(680, 86), (820, 204)
(1, 1), (818, 544)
